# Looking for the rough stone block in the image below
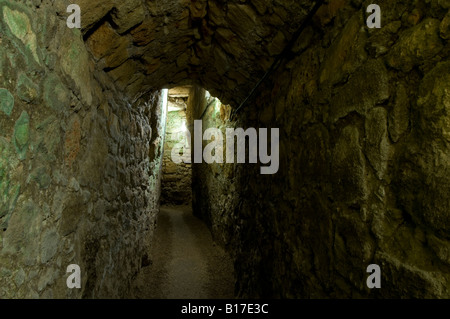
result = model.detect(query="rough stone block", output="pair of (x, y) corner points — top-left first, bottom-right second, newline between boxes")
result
(130, 19), (157, 46)
(388, 83), (410, 143)
(40, 229), (59, 263)
(3, 200), (41, 265)
(319, 14), (367, 85)
(1, 5), (40, 64)
(43, 74), (69, 113)
(16, 73), (39, 103)
(87, 22), (123, 59)
(59, 195), (85, 236)
(111, 0), (146, 34)
(13, 111), (30, 160)
(59, 28), (93, 105)
(418, 61), (450, 142)
(365, 107), (390, 180)
(0, 88), (14, 116)
(387, 18), (443, 72)
(331, 125), (367, 203)
(77, 0), (115, 34)
(375, 252), (449, 298)
(331, 59), (390, 122)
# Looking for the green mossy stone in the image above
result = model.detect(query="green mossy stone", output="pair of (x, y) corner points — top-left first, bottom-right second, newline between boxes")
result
(16, 73), (39, 103)
(0, 88), (14, 116)
(43, 74), (69, 113)
(13, 111), (30, 160)
(1, 5), (40, 64)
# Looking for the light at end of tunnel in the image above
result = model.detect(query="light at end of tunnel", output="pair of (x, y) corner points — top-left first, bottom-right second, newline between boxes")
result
(181, 121), (187, 132)
(162, 89), (169, 108)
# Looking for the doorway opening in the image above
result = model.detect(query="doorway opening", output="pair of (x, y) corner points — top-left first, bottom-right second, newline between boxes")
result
(160, 86), (192, 206)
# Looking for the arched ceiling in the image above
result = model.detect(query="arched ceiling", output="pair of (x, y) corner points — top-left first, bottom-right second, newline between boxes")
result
(77, 0), (318, 106)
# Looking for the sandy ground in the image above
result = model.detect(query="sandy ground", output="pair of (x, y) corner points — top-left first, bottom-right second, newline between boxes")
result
(128, 205), (235, 299)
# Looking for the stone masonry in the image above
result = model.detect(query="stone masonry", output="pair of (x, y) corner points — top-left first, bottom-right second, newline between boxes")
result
(161, 97), (192, 205)
(0, 0), (449, 299)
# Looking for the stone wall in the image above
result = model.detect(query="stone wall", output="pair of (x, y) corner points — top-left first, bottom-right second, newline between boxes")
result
(0, 0), (166, 298)
(192, 0), (450, 298)
(161, 106), (192, 205)
(189, 87), (234, 235)
(1, 0), (449, 299)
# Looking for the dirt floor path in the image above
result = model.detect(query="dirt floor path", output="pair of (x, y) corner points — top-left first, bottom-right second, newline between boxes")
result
(129, 205), (235, 299)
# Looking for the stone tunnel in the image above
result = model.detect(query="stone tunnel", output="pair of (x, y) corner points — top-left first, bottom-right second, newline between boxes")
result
(0, 0), (450, 298)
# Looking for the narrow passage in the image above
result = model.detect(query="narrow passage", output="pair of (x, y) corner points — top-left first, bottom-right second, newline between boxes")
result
(129, 205), (235, 299)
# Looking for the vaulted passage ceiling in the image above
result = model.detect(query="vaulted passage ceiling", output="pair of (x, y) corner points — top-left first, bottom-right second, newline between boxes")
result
(73, 0), (317, 105)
